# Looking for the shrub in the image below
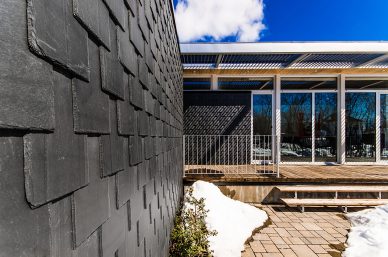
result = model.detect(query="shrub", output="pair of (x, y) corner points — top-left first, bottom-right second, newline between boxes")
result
(169, 187), (217, 257)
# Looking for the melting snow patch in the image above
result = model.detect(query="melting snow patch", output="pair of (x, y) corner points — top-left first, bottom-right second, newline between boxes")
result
(190, 180), (268, 257)
(343, 205), (388, 257)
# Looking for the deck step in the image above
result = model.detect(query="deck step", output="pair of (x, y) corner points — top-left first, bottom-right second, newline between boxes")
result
(281, 198), (388, 207)
(276, 185), (388, 193)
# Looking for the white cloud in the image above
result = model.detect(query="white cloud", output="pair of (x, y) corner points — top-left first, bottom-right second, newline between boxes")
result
(174, 0), (266, 42)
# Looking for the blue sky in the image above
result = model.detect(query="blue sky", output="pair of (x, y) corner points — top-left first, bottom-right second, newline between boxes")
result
(173, 0), (388, 42)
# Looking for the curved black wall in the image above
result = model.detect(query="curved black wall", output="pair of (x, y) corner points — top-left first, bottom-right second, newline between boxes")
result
(0, 0), (183, 256)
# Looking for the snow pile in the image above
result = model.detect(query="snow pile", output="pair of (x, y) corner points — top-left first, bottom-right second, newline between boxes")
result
(190, 181), (268, 257)
(343, 205), (388, 257)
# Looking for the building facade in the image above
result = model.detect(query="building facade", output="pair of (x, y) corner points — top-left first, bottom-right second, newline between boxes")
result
(182, 43), (388, 165)
(0, 0), (183, 256)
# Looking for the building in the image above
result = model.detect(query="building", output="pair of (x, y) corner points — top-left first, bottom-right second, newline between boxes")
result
(182, 42), (388, 168)
(0, 0), (182, 256)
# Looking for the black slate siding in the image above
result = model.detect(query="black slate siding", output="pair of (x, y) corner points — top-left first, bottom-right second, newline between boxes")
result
(183, 91), (251, 165)
(184, 91), (251, 135)
(0, 0), (183, 256)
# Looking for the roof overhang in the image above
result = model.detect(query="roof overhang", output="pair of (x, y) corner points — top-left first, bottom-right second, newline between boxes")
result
(180, 42), (388, 70)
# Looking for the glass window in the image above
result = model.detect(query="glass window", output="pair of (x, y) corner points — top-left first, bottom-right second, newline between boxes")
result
(315, 93), (337, 162)
(281, 93), (312, 162)
(346, 92), (376, 162)
(252, 94), (273, 162)
(253, 95), (272, 135)
(381, 94), (388, 160)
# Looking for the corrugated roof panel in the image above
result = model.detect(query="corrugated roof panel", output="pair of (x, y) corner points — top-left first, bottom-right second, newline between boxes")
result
(182, 64), (215, 69)
(361, 56), (388, 68)
(290, 54), (382, 69)
(181, 54), (217, 64)
(181, 54), (217, 69)
(219, 54), (300, 69)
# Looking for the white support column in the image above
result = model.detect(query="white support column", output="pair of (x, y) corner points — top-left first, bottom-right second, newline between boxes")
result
(275, 75), (281, 165)
(376, 94), (381, 162)
(338, 74), (346, 164)
(211, 75), (218, 90)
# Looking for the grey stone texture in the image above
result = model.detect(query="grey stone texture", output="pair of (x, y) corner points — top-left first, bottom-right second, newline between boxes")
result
(0, 0), (183, 256)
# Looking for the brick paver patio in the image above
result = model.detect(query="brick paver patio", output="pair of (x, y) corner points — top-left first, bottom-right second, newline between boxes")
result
(241, 205), (351, 257)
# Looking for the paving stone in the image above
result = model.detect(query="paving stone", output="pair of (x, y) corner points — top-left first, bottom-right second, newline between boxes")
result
(270, 236), (287, 245)
(241, 247), (256, 257)
(27, 0), (90, 80)
(100, 100), (125, 176)
(279, 248), (298, 257)
(0, 136), (50, 257)
(250, 241), (266, 253)
(73, 0), (110, 49)
(24, 71), (88, 207)
(263, 243), (280, 253)
(262, 253), (283, 257)
(72, 137), (110, 247)
(0, 0), (54, 130)
(308, 245), (327, 254)
(72, 39), (110, 134)
(307, 237), (328, 245)
(246, 206), (351, 257)
(290, 245), (319, 257)
(317, 254), (332, 257)
(301, 222), (324, 231)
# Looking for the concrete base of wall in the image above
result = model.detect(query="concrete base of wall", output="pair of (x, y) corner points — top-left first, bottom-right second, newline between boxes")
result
(218, 185), (281, 203)
(217, 184), (388, 204)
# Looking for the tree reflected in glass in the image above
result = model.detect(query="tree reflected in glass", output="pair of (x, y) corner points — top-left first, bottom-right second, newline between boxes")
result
(281, 93), (312, 162)
(346, 92), (376, 162)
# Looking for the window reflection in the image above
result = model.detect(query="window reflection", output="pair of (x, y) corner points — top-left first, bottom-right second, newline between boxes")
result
(281, 93), (312, 162)
(346, 93), (376, 162)
(381, 94), (388, 160)
(252, 95), (273, 161)
(253, 95), (272, 135)
(315, 93), (337, 162)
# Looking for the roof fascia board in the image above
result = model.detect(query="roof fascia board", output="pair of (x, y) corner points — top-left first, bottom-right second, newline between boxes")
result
(180, 42), (388, 54)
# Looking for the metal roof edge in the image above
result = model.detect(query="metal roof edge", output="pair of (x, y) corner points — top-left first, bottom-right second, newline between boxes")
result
(180, 42), (388, 54)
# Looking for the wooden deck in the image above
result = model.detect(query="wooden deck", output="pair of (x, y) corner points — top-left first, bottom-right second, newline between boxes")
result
(184, 164), (388, 183)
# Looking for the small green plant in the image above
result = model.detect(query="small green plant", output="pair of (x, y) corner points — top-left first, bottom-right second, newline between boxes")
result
(169, 187), (217, 257)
